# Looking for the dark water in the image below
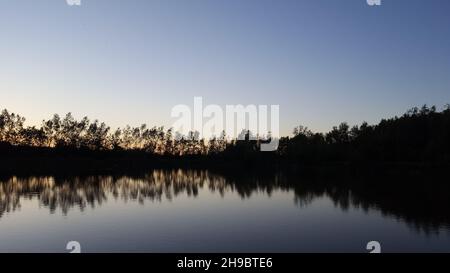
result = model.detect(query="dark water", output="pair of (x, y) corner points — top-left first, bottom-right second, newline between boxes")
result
(0, 169), (449, 253)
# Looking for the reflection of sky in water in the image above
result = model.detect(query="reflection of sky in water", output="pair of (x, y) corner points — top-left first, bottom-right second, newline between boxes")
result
(0, 171), (449, 253)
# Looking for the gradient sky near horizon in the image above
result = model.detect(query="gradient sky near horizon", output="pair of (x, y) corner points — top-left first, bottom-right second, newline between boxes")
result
(1, 0), (450, 136)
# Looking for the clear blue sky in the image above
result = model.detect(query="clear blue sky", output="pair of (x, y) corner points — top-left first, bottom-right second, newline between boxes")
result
(1, 0), (449, 135)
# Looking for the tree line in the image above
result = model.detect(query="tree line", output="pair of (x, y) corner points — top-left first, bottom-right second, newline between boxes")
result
(280, 104), (450, 163)
(1, 104), (450, 163)
(0, 110), (227, 156)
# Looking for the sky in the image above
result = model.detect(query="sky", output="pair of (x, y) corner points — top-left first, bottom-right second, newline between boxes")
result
(1, 0), (449, 136)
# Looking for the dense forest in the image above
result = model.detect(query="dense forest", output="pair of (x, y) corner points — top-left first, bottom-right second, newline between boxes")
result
(0, 104), (449, 173)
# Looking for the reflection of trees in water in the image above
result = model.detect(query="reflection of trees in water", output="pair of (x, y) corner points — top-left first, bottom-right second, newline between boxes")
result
(289, 175), (450, 235)
(0, 170), (230, 217)
(0, 169), (449, 235)
(0, 170), (294, 218)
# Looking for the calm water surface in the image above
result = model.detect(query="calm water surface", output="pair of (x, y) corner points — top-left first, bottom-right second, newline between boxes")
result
(0, 169), (449, 252)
